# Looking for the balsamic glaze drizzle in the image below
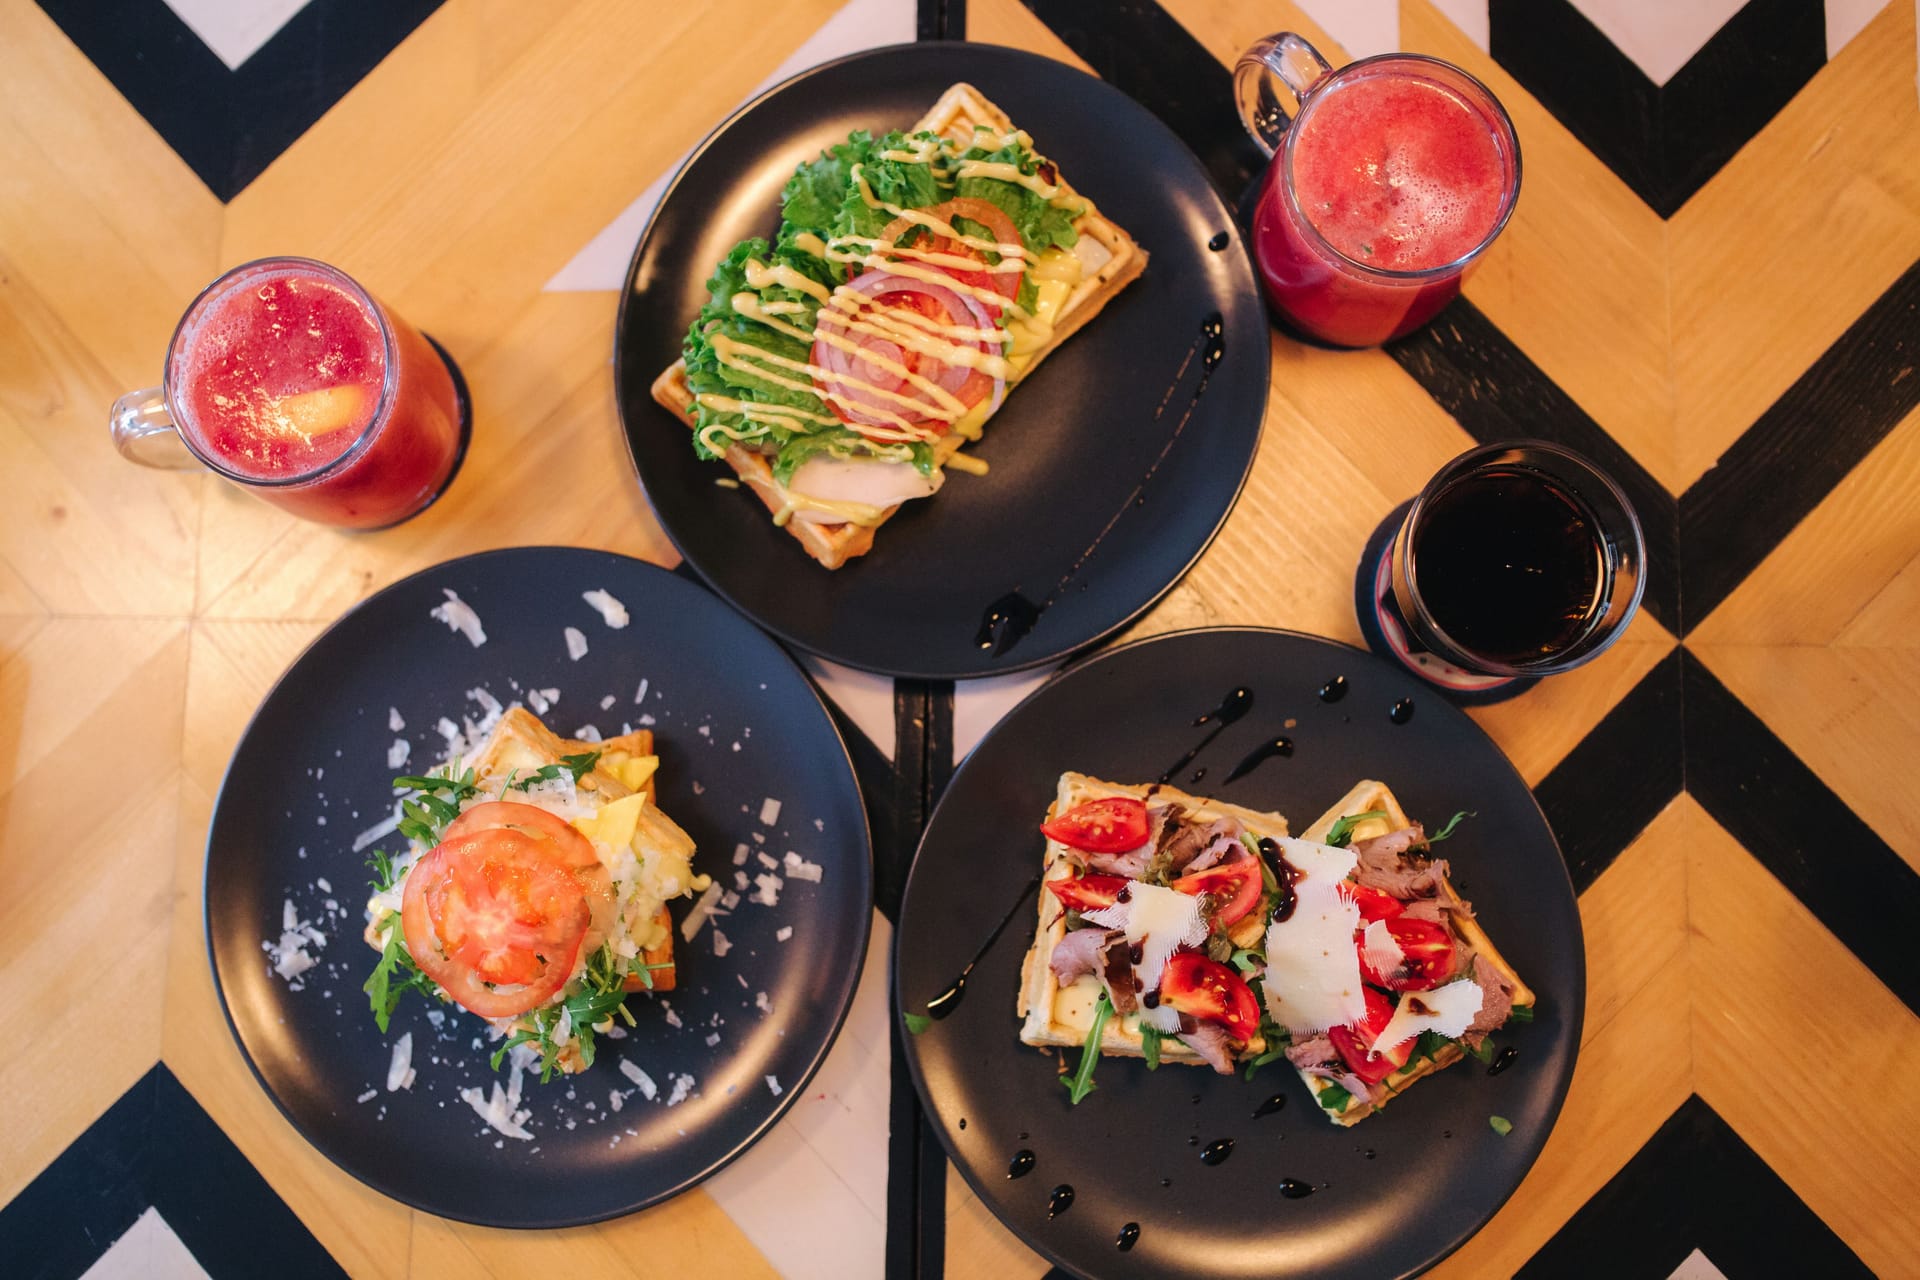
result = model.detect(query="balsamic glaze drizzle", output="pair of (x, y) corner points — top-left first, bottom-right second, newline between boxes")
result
(926, 871), (1044, 1019)
(1224, 735), (1293, 783)
(1279, 1178), (1317, 1199)
(1207, 230), (1230, 251)
(1253, 1093), (1288, 1119)
(1318, 675), (1348, 703)
(1488, 1045), (1519, 1076)
(975, 314), (1226, 660)
(1159, 686), (1253, 782)
(1047, 1184), (1075, 1218)
(1200, 1138), (1235, 1166)
(1390, 697), (1416, 725)
(1116, 1221), (1141, 1251)
(1008, 1149), (1036, 1179)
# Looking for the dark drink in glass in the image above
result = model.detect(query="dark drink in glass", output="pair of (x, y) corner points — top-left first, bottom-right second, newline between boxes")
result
(1361, 441), (1644, 698)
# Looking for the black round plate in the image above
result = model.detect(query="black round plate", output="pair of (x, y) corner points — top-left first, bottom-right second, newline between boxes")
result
(615, 42), (1268, 679)
(205, 548), (871, 1227)
(895, 629), (1583, 1279)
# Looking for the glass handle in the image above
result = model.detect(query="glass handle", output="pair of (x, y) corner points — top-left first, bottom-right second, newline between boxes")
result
(110, 386), (202, 470)
(1234, 32), (1334, 157)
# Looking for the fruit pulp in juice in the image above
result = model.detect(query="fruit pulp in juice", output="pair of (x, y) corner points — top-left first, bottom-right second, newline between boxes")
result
(1252, 65), (1511, 347)
(172, 264), (461, 527)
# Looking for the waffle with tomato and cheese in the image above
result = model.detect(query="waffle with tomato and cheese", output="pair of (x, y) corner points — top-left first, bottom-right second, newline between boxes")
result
(1017, 774), (1287, 1076)
(654, 82), (1146, 569)
(1265, 781), (1535, 1126)
(362, 707), (706, 1076)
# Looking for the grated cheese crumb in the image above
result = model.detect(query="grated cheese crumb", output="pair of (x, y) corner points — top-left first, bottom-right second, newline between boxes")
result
(733, 844), (750, 866)
(776, 926), (793, 942)
(582, 589), (631, 629)
(387, 738), (410, 769)
(711, 929), (731, 958)
(766, 1075), (782, 1097)
(357, 1089), (379, 1104)
(388, 707), (405, 732)
(620, 1059), (657, 1100)
(564, 627), (589, 661)
(782, 852), (824, 883)
(387, 1033), (416, 1092)
(429, 590), (487, 647)
(666, 1074), (695, 1106)
(758, 797), (783, 826)
(751, 873), (783, 907)
(600, 694), (616, 710)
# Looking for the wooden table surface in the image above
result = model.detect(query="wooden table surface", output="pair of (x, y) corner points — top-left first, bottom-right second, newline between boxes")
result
(2, 0), (1917, 1276)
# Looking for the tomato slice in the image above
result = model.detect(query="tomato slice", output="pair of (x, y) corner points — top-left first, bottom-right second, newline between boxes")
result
(402, 827), (590, 1019)
(1040, 797), (1151, 854)
(1046, 872), (1131, 913)
(1358, 916), (1456, 992)
(1349, 884), (1405, 924)
(877, 198), (1025, 305)
(1171, 856), (1264, 928)
(442, 801), (598, 867)
(1328, 987), (1416, 1084)
(1157, 951), (1261, 1042)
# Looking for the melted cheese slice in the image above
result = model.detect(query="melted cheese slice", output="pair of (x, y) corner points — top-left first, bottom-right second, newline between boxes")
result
(1262, 836), (1368, 1036)
(571, 792), (648, 852)
(1083, 882), (1206, 994)
(1369, 978), (1485, 1058)
(786, 456), (942, 522)
(1361, 918), (1404, 977)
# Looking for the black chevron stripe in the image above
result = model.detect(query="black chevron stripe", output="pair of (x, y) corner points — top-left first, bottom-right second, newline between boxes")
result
(1518, 1094), (1872, 1277)
(0, 1065), (345, 1280)
(1679, 256), (1920, 630)
(1488, 0), (1826, 218)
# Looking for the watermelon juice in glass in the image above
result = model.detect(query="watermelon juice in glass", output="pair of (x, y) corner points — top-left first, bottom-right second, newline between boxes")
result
(1234, 34), (1520, 347)
(110, 257), (469, 528)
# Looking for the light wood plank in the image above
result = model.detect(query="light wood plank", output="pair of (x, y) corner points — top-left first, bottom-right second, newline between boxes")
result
(944, 1166), (1051, 1280)
(1693, 643), (1920, 871)
(1691, 402), (1920, 647)
(1687, 803), (1920, 1277)
(1669, 0), (1920, 488)
(0, 620), (187, 1203)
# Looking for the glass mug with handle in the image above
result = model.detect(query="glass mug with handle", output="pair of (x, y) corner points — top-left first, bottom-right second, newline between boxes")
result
(1234, 33), (1520, 347)
(110, 256), (470, 529)
(1358, 440), (1646, 702)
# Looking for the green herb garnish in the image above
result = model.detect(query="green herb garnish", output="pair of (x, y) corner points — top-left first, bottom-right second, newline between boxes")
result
(1509, 1003), (1535, 1023)
(1240, 1009), (1292, 1081)
(362, 914), (437, 1034)
(1063, 993), (1113, 1104)
(1324, 809), (1390, 849)
(504, 751), (602, 793)
(1427, 810), (1474, 844)
(490, 941), (644, 1082)
(1317, 1081), (1354, 1112)
(1489, 1115), (1513, 1137)
(903, 1012), (933, 1035)
(1462, 1036), (1496, 1065)
(1139, 1023), (1164, 1071)
(1228, 947), (1263, 975)
(392, 766), (481, 846)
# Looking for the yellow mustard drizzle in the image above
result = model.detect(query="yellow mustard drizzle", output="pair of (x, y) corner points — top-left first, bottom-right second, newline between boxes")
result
(771, 492), (891, 527)
(944, 451), (990, 476)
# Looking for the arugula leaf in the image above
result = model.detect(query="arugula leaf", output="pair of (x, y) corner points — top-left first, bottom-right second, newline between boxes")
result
(505, 751), (602, 793)
(1462, 1036), (1497, 1065)
(1240, 1006), (1292, 1080)
(1139, 1023), (1164, 1071)
(1427, 810), (1475, 844)
(1412, 1030), (1454, 1066)
(1489, 1114), (1513, 1137)
(1324, 809), (1390, 849)
(1063, 992), (1113, 1105)
(1228, 947), (1263, 975)
(363, 916), (436, 1034)
(1508, 1003), (1535, 1023)
(1316, 1081), (1354, 1113)
(903, 1012), (933, 1035)
(392, 768), (480, 847)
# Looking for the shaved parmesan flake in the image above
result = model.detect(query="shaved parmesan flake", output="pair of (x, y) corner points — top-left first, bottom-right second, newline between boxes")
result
(666, 1074), (695, 1106)
(765, 1075), (783, 1097)
(711, 929), (731, 957)
(352, 807), (402, 853)
(564, 627), (589, 661)
(776, 926), (792, 943)
(387, 1033), (416, 1092)
(620, 1059), (658, 1101)
(782, 852), (823, 883)
(1263, 837), (1367, 1036)
(386, 738), (410, 769)
(681, 881), (726, 941)
(267, 899), (323, 980)
(1369, 979), (1485, 1058)
(608, 1090), (624, 1113)
(634, 678), (649, 705)
(757, 852), (780, 870)
(758, 797), (783, 826)
(459, 1083), (534, 1140)
(429, 590), (486, 647)
(572, 724), (602, 743)
(751, 873), (783, 907)
(599, 694), (616, 710)
(582, 589), (631, 629)
(356, 1089), (379, 1104)
(467, 686), (503, 721)
(526, 687), (553, 714)
(388, 706), (405, 731)
(756, 991), (773, 1014)
(1083, 882), (1207, 994)
(1361, 918), (1405, 978)
(1139, 1002), (1182, 1034)
(733, 843), (750, 866)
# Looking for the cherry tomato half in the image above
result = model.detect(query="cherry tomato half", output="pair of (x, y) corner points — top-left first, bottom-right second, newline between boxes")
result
(1158, 950), (1261, 1042)
(1328, 987), (1415, 1084)
(1045, 872), (1131, 912)
(1349, 884), (1405, 924)
(1172, 856), (1264, 928)
(1358, 916), (1456, 992)
(1041, 797), (1151, 854)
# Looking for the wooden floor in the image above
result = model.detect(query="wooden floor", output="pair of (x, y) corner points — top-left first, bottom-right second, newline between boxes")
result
(1, 0), (1916, 1276)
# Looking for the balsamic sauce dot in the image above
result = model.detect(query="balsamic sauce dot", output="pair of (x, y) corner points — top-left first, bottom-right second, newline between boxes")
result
(1207, 231), (1230, 251)
(1318, 675), (1349, 703)
(1390, 697), (1416, 725)
(1047, 1184), (1075, 1218)
(1278, 1178), (1316, 1199)
(1008, 1149), (1036, 1179)
(1200, 1138), (1234, 1166)
(958, 1117), (967, 1130)
(1116, 1221), (1141, 1251)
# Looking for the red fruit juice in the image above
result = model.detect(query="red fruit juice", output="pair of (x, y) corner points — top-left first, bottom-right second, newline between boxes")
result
(169, 260), (463, 528)
(1252, 62), (1516, 347)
